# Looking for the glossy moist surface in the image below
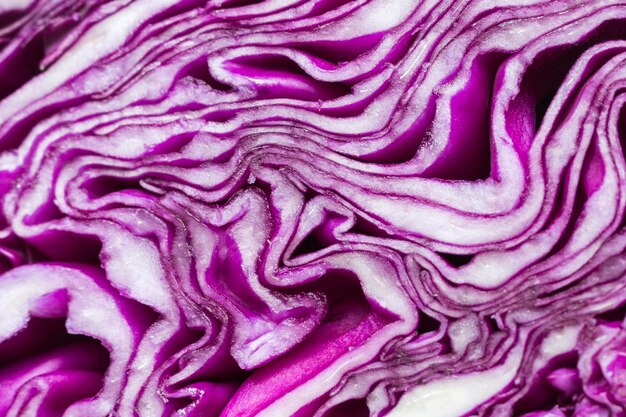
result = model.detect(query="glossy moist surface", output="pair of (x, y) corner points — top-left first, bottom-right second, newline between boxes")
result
(1, 1), (626, 417)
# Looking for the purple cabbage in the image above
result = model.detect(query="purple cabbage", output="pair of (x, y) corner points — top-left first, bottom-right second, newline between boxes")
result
(1, 0), (626, 416)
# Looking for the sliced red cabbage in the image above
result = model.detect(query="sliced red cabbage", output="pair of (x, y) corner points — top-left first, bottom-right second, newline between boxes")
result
(1, 0), (626, 416)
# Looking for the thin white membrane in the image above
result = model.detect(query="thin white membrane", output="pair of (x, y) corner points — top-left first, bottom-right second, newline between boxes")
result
(388, 352), (522, 417)
(0, 0), (183, 121)
(388, 325), (582, 417)
(0, 0), (35, 13)
(0, 265), (135, 417)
